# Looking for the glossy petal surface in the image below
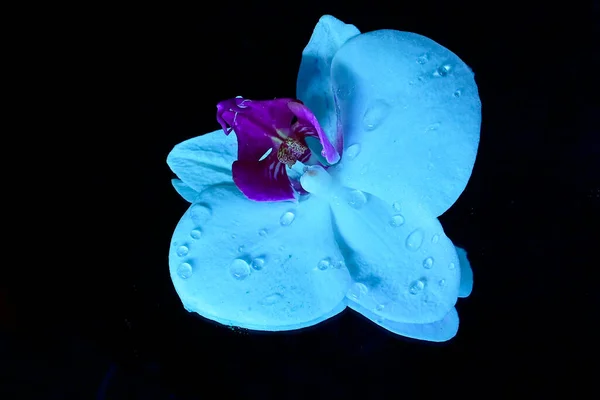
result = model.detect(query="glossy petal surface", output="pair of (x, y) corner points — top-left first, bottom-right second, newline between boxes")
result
(169, 184), (351, 331)
(330, 29), (481, 216)
(296, 15), (360, 154)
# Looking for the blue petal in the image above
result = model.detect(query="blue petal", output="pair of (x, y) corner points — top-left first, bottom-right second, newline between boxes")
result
(327, 186), (460, 324)
(167, 129), (237, 195)
(296, 15), (360, 153)
(456, 246), (473, 298)
(169, 184), (351, 331)
(171, 179), (199, 203)
(349, 302), (459, 342)
(330, 29), (481, 216)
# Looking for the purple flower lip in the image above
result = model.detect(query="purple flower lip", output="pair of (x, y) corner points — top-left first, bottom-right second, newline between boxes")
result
(216, 96), (340, 202)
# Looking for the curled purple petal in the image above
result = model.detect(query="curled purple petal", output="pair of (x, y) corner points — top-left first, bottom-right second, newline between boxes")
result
(288, 101), (340, 164)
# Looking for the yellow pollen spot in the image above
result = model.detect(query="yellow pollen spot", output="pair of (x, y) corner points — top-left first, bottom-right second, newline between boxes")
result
(277, 138), (308, 167)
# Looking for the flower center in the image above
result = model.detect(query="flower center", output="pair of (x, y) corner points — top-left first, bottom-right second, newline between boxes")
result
(277, 138), (308, 167)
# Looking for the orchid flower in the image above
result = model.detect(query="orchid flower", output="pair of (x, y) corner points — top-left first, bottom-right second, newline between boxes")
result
(167, 15), (480, 342)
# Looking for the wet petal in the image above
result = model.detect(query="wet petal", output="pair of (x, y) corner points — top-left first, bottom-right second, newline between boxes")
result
(168, 184), (351, 331)
(296, 15), (360, 155)
(303, 173), (460, 323)
(330, 29), (481, 216)
(166, 129), (236, 194)
(171, 179), (199, 203)
(349, 302), (459, 342)
(456, 246), (473, 298)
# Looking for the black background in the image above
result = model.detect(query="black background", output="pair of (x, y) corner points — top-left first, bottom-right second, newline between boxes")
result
(2, 1), (598, 398)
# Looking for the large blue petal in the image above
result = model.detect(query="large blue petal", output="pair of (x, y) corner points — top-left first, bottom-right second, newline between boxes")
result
(169, 184), (351, 331)
(327, 187), (461, 324)
(330, 29), (481, 216)
(167, 130), (237, 198)
(296, 15), (360, 154)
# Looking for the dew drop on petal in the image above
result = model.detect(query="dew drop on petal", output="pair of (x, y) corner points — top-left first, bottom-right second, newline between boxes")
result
(449, 262), (456, 270)
(230, 259), (250, 280)
(317, 258), (330, 270)
(177, 263), (193, 279)
(431, 234), (440, 244)
(389, 214), (405, 227)
(251, 257), (265, 270)
(375, 304), (385, 312)
(258, 229), (268, 237)
(453, 89), (462, 98)
(176, 245), (189, 257)
(190, 229), (202, 240)
(345, 143), (361, 160)
(347, 282), (368, 300)
(423, 257), (434, 269)
(435, 64), (451, 77)
(347, 190), (367, 209)
(406, 229), (424, 251)
(280, 211), (295, 226)
(363, 100), (390, 131)
(409, 279), (426, 294)
(392, 201), (401, 211)
(439, 279), (446, 287)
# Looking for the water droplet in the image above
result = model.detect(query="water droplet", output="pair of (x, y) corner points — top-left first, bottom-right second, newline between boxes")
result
(423, 257), (434, 269)
(230, 259), (250, 280)
(261, 293), (282, 305)
(347, 282), (368, 300)
(427, 163), (434, 171)
(280, 211), (295, 226)
(435, 64), (451, 77)
(389, 214), (405, 227)
(238, 245), (245, 253)
(345, 143), (361, 160)
(190, 203), (211, 225)
(416, 53), (429, 64)
(176, 245), (189, 257)
(439, 279), (446, 287)
(231, 234), (237, 239)
(335, 260), (346, 269)
(431, 234), (439, 244)
(375, 304), (385, 312)
(425, 122), (440, 132)
(347, 189), (367, 209)
(363, 100), (390, 131)
(258, 229), (268, 237)
(409, 279), (426, 294)
(190, 229), (202, 240)
(177, 263), (193, 279)
(251, 257), (265, 270)
(406, 229), (424, 251)
(317, 258), (330, 270)
(449, 262), (456, 270)
(392, 202), (401, 211)
(453, 89), (462, 98)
